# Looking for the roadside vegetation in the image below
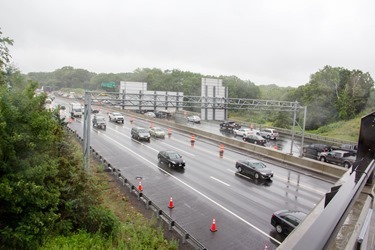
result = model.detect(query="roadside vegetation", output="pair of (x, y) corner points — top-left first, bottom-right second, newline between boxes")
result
(1, 28), (374, 249)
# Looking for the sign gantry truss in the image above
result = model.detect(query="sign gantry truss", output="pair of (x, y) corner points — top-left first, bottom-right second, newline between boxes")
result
(87, 91), (304, 112)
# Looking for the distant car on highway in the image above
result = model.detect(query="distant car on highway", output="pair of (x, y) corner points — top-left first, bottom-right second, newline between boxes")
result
(219, 121), (241, 132)
(149, 127), (165, 138)
(109, 112), (124, 123)
(271, 210), (307, 235)
(187, 115), (201, 123)
(317, 150), (356, 168)
(258, 128), (279, 140)
(144, 112), (156, 118)
(302, 144), (331, 159)
(235, 159), (273, 180)
(243, 134), (267, 146)
(131, 127), (151, 142)
(92, 115), (106, 130)
(233, 128), (254, 137)
(157, 150), (185, 168)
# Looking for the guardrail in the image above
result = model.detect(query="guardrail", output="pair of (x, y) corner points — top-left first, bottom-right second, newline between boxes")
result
(66, 126), (207, 250)
(279, 159), (375, 250)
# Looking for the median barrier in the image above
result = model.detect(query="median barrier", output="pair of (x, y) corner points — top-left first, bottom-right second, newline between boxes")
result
(139, 116), (347, 178)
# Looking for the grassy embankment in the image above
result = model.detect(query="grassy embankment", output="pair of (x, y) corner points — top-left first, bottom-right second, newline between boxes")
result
(40, 135), (179, 250)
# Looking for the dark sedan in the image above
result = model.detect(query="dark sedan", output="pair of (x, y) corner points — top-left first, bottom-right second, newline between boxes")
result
(271, 210), (307, 235)
(158, 150), (185, 168)
(235, 160), (273, 179)
(243, 134), (267, 146)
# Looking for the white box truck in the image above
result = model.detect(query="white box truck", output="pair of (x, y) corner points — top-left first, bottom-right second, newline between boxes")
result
(70, 102), (82, 118)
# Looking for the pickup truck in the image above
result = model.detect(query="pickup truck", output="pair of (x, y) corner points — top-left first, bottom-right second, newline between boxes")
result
(219, 121), (241, 132)
(109, 112), (124, 123)
(317, 150), (356, 168)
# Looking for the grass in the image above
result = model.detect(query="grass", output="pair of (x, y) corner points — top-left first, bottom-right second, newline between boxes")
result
(40, 140), (179, 250)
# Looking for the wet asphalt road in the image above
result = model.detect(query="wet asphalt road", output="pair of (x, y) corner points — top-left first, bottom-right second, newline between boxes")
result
(63, 105), (334, 250)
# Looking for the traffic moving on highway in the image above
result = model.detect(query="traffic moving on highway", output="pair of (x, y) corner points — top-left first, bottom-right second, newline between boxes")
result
(55, 97), (334, 249)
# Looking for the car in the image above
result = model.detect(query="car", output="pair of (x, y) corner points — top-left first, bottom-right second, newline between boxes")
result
(145, 112), (156, 118)
(187, 115), (201, 123)
(92, 115), (106, 130)
(131, 127), (151, 142)
(235, 159), (273, 179)
(302, 144), (331, 159)
(149, 127), (165, 138)
(259, 128), (279, 140)
(271, 210), (307, 235)
(157, 150), (185, 168)
(109, 112), (124, 123)
(317, 150), (356, 168)
(233, 128), (254, 137)
(243, 134), (267, 146)
(219, 121), (241, 132)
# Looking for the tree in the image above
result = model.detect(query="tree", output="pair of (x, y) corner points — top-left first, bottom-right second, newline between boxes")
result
(0, 28), (14, 87)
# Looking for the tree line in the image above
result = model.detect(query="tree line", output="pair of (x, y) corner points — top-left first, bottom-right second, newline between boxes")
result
(25, 65), (374, 130)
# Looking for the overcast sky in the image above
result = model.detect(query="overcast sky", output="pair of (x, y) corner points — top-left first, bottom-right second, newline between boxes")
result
(1, 0), (374, 87)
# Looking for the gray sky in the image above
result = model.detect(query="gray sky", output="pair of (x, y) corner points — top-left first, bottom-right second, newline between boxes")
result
(1, 0), (374, 87)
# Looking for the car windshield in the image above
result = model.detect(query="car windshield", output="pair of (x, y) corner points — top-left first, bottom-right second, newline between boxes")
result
(96, 116), (105, 122)
(138, 129), (147, 133)
(154, 128), (163, 132)
(168, 153), (181, 159)
(251, 162), (266, 169)
(113, 112), (121, 116)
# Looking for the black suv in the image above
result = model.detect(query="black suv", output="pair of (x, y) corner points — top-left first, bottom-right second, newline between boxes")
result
(131, 127), (151, 142)
(219, 121), (241, 132)
(302, 144), (331, 159)
(92, 115), (106, 130)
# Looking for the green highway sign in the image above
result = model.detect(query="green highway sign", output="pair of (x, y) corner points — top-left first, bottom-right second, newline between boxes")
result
(101, 82), (116, 88)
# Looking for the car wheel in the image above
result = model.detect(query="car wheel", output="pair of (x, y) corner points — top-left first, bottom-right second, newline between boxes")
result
(168, 162), (172, 168)
(243, 138), (246, 142)
(276, 224), (283, 234)
(319, 156), (326, 162)
(109, 117), (111, 121)
(237, 166), (242, 173)
(254, 141), (258, 145)
(122, 120), (124, 124)
(267, 135), (270, 139)
(254, 173), (260, 179)
(343, 162), (351, 168)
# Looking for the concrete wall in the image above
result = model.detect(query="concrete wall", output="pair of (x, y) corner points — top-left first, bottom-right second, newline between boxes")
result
(127, 110), (347, 179)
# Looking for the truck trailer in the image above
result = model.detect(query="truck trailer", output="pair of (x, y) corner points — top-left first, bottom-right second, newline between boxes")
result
(70, 102), (82, 118)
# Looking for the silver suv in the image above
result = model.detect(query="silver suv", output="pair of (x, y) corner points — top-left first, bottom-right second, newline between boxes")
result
(259, 128), (279, 140)
(131, 127), (151, 142)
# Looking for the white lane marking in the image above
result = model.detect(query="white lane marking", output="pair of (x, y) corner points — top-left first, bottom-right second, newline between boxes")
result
(100, 133), (282, 245)
(210, 176), (230, 187)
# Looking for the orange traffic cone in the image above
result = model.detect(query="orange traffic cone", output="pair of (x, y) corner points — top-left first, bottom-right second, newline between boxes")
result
(210, 218), (217, 232)
(150, 121), (154, 128)
(130, 117), (133, 123)
(264, 241), (269, 250)
(138, 181), (143, 192)
(191, 135), (195, 143)
(68, 117), (73, 123)
(168, 197), (174, 209)
(219, 143), (224, 153)
(167, 128), (172, 137)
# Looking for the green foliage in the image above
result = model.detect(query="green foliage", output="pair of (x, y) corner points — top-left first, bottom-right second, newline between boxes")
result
(287, 66), (374, 129)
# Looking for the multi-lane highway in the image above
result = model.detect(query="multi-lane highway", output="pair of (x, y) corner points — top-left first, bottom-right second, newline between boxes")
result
(60, 99), (336, 249)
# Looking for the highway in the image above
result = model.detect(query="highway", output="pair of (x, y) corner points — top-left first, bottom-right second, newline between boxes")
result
(62, 101), (335, 249)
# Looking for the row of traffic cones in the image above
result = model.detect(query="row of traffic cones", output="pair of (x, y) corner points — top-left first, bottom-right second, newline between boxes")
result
(137, 183), (218, 232)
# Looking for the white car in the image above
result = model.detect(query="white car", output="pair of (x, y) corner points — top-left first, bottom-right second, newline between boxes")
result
(259, 128), (279, 140)
(145, 112), (156, 118)
(233, 128), (254, 137)
(187, 115), (201, 123)
(109, 112), (124, 123)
